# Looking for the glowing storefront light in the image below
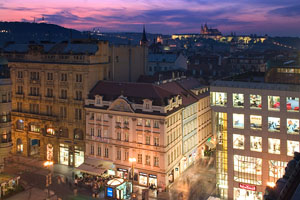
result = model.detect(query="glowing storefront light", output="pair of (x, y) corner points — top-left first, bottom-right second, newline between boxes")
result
(233, 134), (244, 150)
(286, 119), (299, 134)
(286, 97), (299, 112)
(268, 138), (280, 154)
(269, 160), (287, 182)
(250, 136), (262, 152)
(250, 94), (262, 109)
(233, 114), (244, 129)
(250, 115), (262, 130)
(233, 93), (244, 108)
(268, 117), (280, 132)
(287, 140), (300, 156)
(268, 96), (280, 111)
(234, 187), (262, 200)
(211, 92), (227, 106)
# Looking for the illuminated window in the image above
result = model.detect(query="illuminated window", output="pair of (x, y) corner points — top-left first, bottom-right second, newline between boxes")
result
(233, 114), (244, 129)
(287, 140), (300, 156)
(250, 94), (262, 109)
(287, 119), (299, 134)
(268, 96), (280, 111)
(269, 160), (287, 182)
(268, 138), (280, 154)
(233, 134), (244, 150)
(286, 97), (299, 112)
(46, 128), (55, 135)
(211, 92), (227, 106)
(250, 115), (262, 130)
(233, 93), (244, 108)
(16, 120), (24, 130)
(268, 117), (280, 132)
(30, 123), (40, 133)
(234, 155), (262, 185)
(250, 136), (262, 152)
(234, 188), (262, 200)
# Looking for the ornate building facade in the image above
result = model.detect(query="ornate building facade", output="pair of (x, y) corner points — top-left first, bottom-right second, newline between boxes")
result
(2, 40), (109, 166)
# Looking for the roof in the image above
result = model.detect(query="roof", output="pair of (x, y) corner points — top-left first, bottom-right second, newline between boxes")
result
(148, 53), (178, 63)
(89, 81), (177, 106)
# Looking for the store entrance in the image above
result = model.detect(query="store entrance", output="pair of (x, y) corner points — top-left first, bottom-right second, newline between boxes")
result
(30, 139), (40, 157)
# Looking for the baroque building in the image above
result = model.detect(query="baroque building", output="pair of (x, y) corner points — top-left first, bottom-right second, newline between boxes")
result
(2, 40), (109, 167)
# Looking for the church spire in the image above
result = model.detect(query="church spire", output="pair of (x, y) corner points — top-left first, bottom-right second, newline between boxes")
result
(140, 24), (148, 46)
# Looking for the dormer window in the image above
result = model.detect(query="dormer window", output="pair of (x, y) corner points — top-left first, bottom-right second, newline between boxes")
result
(143, 99), (153, 111)
(95, 95), (103, 106)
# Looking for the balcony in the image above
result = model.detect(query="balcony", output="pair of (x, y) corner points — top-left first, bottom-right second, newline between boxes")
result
(16, 78), (24, 84)
(28, 95), (41, 101)
(74, 82), (83, 89)
(59, 82), (68, 88)
(45, 81), (54, 87)
(29, 79), (41, 85)
(15, 93), (25, 99)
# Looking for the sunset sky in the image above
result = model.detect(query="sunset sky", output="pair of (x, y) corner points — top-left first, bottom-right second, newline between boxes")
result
(0, 0), (300, 36)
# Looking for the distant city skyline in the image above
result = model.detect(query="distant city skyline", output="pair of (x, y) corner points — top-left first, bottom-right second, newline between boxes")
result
(0, 0), (300, 36)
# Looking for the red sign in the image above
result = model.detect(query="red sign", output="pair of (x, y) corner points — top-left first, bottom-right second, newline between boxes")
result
(239, 183), (256, 191)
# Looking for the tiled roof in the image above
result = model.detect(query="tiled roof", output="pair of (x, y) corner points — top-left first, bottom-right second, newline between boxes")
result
(89, 81), (177, 106)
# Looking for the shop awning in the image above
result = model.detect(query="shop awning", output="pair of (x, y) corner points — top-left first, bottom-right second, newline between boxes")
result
(76, 158), (115, 176)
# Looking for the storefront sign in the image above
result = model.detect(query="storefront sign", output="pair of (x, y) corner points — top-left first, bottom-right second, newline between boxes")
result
(239, 183), (256, 191)
(107, 187), (113, 197)
(149, 174), (157, 178)
(117, 168), (128, 172)
(139, 172), (147, 176)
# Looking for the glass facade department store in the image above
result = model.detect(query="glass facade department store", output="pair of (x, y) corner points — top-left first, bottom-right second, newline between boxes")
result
(211, 68), (300, 199)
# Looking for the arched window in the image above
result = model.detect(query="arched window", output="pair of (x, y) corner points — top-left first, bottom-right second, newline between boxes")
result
(16, 119), (24, 130)
(74, 129), (83, 140)
(17, 138), (23, 153)
(58, 127), (68, 138)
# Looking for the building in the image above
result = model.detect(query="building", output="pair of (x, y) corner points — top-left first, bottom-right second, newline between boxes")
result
(211, 67), (300, 199)
(0, 57), (12, 172)
(147, 53), (187, 75)
(200, 24), (222, 40)
(2, 40), (109, 167)
(83, 79), (210, 188)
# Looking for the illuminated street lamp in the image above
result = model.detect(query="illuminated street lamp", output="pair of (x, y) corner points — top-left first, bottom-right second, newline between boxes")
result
(43, 161), (53, 200)
(129, 157), (136, 197)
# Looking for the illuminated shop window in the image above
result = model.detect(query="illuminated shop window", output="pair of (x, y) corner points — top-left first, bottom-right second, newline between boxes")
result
(287, 119), (299, 134)
(234, 188), (262, 200)
(250, 115), (262, 130)
(233, 114), (244, 129)
(287, 140), (300, 156)
(211, 92), (227, 106)
(46, 128), (55, 135)
(268, 117), (280, 132)
(250, 136), (262, 152)
(233, 134), (244, 150)
(233, 93), (244, 108)
(250, 94), (262, 109)
(286, 97), (299, 112)
(268, 138), (280, 154)
(268, 96), (280, 111)
(234, 155), (262, 185)
(269, 160), (287, 182)
(30, 123), (40, 133)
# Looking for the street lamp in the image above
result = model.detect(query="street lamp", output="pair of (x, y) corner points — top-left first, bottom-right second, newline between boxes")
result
(43, 161), (53, 200)
(129, 157), (136, 197)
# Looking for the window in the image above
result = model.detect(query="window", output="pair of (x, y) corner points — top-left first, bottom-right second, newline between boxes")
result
(96, 114), (101, 121)
(287, 97), (299, 112)
(234, 188), (262, 200)
(268, 117), (280, 132)
(269, 160), (287, 182)
(268, 96), (280, 111)
(137, 118), (143, 126)
(234, 155), (262, 185)
(90, 145), (94, 155)
(154, 120), (159, 128)
(145, 136), (151, 145)
(46, 105), (52, 116)
(61, 73), (67, 81)
(287, 119), (299, 134)
(29, 104), (39, 114)
(233, 113), (244, 129)
(17, 102), (22, 112)
(138, 154), (142, 164)
(117, 149), (121, 160)
(250, 136), (262, 152)
(250, 115), (262, 130)
(16, 120), (24, 130)
(145, 119), (151, 127)
(116, 116), (121, 123)
(30, 123), (40, 133)
(30, 72), (39, 80)
(75, 91), (82, 100)
(137, 134), (143, 144)
(117, 132), (121, 140)
(60, 106), (67, 118)
(154, 157), (159, 167)
(145, 155), (150, 165)
(97, 129), (101, 137)
(46, 88), (53, 97)
(233, 134), (244, 150)
(124, 151), (129, 161)
(268, 138), (280, 154)
(91, 128), (94, 136)
(124, 117), (129, 125)
(74, 129), (83, 140)
(233, 93), (244, 108)
(250, 94), (262, 109)
(30, 87), (40, 96)
(154, 137), (159, 146)
(105, 148), (109, 158)
(211, 92), (227, 106)
(90, 113), (94, 120)
(76, 74), (82, 82)
(47, 72), (53, 81)
(97, 146), (101, 156)
(17, 86), (23, 94)
(75, 109), (82, 120)
(124, 132), (129, 142)
(17, 71), (23, 78)
(60, 89), (67, 99)
(287, 140), (300, 156)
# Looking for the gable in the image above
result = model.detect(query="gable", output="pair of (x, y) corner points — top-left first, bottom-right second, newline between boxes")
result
(108, 98), (134, 113)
